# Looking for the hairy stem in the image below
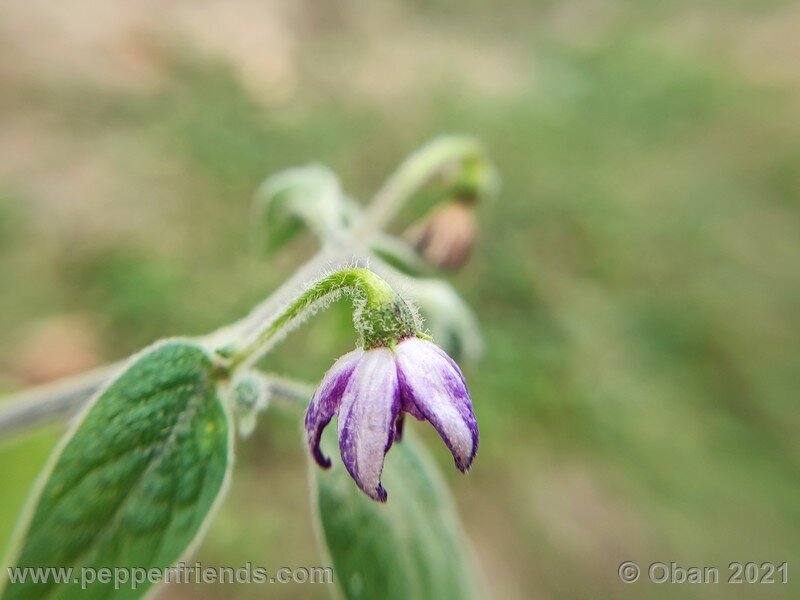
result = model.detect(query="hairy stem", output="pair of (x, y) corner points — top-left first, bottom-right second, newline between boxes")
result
(230, 267), (415, 369)
(0, 137), (493, 437)
(0, 370), (314, 442)
(233, 245), (350, 342)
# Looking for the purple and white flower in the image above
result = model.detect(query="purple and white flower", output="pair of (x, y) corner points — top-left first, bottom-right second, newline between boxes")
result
(305, 336), (478, 502)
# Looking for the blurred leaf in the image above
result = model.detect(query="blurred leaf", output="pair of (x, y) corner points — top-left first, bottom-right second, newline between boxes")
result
(252, 164), (346, 254)
(410, 279), (484, 364)
(313, 428), (480, 600)
(369, 233), (429, 277)
(1, 341), (232, 600)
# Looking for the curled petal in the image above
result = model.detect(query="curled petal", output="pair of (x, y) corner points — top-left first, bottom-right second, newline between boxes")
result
(305, 348), (363, 468)
(395, 337), (478, 471)
(338, 348), (400, 502)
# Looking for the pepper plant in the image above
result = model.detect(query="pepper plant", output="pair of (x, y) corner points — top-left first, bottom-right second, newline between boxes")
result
(0, 136), (498, 600)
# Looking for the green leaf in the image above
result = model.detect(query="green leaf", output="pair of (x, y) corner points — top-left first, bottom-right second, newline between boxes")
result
(252, 164), (345, 254)
(1, 340), (232, 600)
(312, 428), (481, 600)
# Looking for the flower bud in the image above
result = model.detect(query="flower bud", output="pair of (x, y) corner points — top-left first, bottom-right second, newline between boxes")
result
(231, 371), (270, 438)
(404, 198), (477, 271)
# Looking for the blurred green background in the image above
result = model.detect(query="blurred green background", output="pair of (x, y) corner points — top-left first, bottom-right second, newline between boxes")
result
(1, 1), (799, 598)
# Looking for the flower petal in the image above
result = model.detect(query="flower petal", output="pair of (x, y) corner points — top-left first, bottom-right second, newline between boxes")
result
(305, 348), (363, 468)
(395, 337), (478, 471)
(338, 348), (400, 502)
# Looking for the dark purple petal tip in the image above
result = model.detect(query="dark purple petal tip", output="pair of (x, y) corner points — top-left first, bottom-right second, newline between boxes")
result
(374, 484), (388, 503)
(311, 443), (332, 469)
(304, 349), (362, 471)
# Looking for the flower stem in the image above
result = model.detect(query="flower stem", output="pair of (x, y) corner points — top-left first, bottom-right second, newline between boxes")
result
(0, 138), (494, 438)
(355, 135), (496, 239)
(229, 267), (416, 369)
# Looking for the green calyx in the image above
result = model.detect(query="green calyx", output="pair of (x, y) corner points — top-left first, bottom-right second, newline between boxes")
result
(451, 153), (499, 203)
(358, 298), (417, 350)
(338, 268), (409, 347)
(325, 267), (418, 349)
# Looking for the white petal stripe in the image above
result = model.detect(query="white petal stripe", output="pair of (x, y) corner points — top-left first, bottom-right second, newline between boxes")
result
(337, 348), (399, 500)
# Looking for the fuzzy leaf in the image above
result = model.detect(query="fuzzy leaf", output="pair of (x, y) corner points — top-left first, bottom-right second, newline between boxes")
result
(253, 164), (345, 254)
(313, 428), (481, 600)
(1, 340), (232, 600)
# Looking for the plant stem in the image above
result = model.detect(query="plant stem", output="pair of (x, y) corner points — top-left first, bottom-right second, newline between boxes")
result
(0, 136), (492, 438)
(0, 364), (121, 441)
(354, 135), (489, 239)
(234, 245), (350, 341)
(230, 267), (414, 369)
(0, 369), (313, 442)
